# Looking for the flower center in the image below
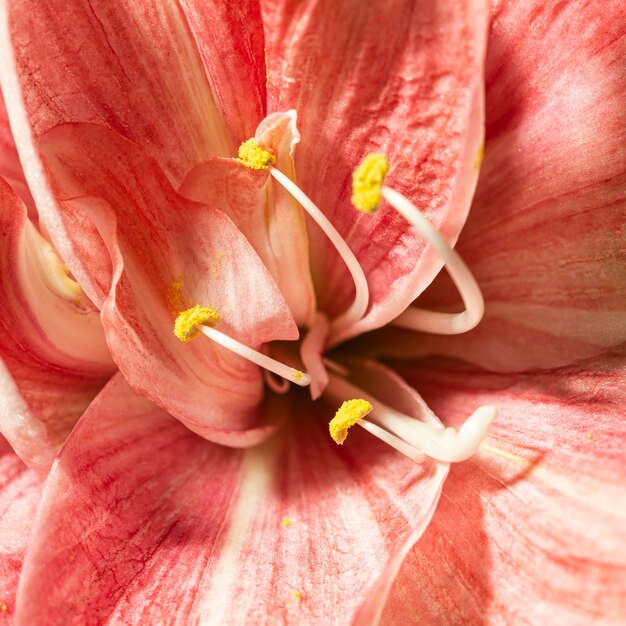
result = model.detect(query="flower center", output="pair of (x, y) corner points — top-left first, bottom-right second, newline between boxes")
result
(172, 141), (495, 464)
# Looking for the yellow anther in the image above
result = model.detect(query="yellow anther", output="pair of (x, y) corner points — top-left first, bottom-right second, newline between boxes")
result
(236, 138), (276, 170)
(281, 517), (294, 528)
(291, 369), (303, 383)
(351, 153), (389, 213)
(174, 305), (220, 342)
(292, 590), (302, 603)
(329, 399), (373, 444)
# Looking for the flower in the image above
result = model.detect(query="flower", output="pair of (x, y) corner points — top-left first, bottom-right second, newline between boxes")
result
(0, 1), (625, 625)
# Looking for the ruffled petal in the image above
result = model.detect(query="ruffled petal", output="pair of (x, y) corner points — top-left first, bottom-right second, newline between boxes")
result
(38, 123), (298, 445)
(0, 437), (44, 623)
(0, 178), (114, 469)
(181, 111), (317, 327)
(383, 351), (626, 625)
(372, 0), (626, 371)
(16, 366), (447, 625)
(262, 0), (488, 341)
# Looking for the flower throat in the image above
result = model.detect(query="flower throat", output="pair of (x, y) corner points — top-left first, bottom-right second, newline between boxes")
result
(173, 138), (495, 464)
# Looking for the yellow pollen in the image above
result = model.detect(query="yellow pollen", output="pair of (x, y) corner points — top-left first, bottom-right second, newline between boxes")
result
(291, 369), (303, 383)
(586, 431), (593, 440)
(236, 138), (276, 170)
(473, 142), (485, 171)
(167, 278), (188, 314)
(0, 603), (7, 612)
(174, 305), (220, 342)
(351, 153), (389, 213)
(292, 590), (302, 602)
(281, 517), (294, 527)
(329, 399), (373, 444)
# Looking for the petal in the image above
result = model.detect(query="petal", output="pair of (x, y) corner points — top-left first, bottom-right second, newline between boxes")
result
(180, 111), (317, 327)
(0, 178), (114, 469)
(0, 88), (33, 217)
(38, 123), (298, 445)
(375, 0), (626, 371)
(0, 437), (43, 622)
(177, 0), (267, 143)
(17, 366), (447, 625)
(383, 351), (626, 624)
(0, 0), (267, 184)
(262, 0), (488, 341)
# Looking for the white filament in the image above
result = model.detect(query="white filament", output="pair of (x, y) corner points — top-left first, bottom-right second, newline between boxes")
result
(270, 167), (369, 332)
(199, 324), (311, 387)
(382, 186), (485, 335)
(325, 373), (495, 463)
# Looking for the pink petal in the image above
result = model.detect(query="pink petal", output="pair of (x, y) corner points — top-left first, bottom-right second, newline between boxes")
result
(38, 123), (298, 445)
(0, 178), (114, 470)
(180, 111), (317, 327)
(17, 365), (447, 625)
(0, 437), (44, 623)
(374, 0), (626, 370)
(383, 351), (626, 624)
(0, 88), (33, 217)
(177, 0), (267, 143)
(1, 0), (267, 184)
(262, 0), (488, 341)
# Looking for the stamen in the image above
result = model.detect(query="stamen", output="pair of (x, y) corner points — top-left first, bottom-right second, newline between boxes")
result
(174, 306), (311, 387)
(329, 398), (373, 444)
(235, 138), (370, 333)
(325, 373), (495, 463)
(352, 154), (485, 335)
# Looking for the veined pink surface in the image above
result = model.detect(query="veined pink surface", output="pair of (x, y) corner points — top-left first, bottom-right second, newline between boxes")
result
(0, 0), (624, 624)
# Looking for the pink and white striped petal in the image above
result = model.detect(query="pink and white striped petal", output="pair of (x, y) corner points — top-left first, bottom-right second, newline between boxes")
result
(262, 0), (488, 342)
(0, 0), (266, 183)
(383, 351), (626, 625)
(367, 0), (626, 371)
(38, 123), (298, 446)
(0, 437), (43, 623)
(16, 364), (447, 626)
(0, 0), (267, 305)
(0, 178), (114, 470)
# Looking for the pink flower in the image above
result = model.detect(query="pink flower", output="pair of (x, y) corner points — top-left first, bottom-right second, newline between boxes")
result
(0, 1), (624, 624)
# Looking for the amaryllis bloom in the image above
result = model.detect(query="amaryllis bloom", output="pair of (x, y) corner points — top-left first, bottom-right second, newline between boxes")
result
(0, 0), (625, 625)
